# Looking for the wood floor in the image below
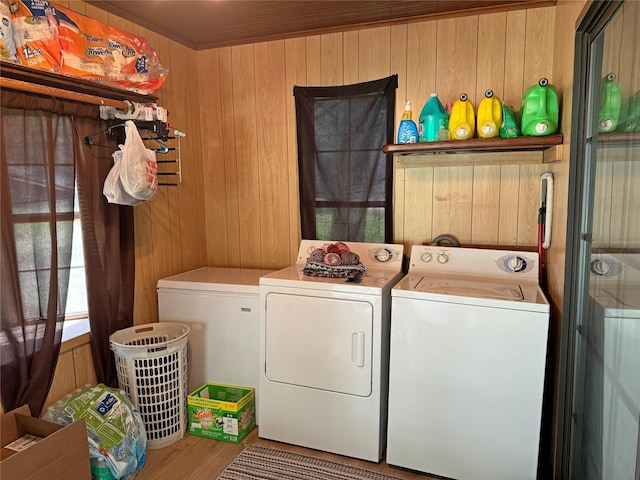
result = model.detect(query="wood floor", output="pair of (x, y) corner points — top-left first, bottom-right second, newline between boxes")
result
(136, 427), (439, 479)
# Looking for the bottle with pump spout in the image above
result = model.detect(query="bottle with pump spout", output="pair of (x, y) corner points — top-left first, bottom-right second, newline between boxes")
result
(520, 78), (559, 136)
(449, 93), (475, 140)
(397, 100), (419, 144)
(599, 73), (622, 133)
(418, 93), (448, 142)
(477, 90), (502, 138)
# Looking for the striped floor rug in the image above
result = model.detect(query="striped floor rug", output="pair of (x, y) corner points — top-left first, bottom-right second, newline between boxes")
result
(217, 445), (406, 480)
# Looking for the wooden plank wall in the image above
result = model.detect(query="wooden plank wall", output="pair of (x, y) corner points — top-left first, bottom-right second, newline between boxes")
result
(197, 6), (558, 271)
(42, 334), (97, 412)
(59, 1), (207, 326)
(58, 1), (567, 327)
(594, 1), (640, 248)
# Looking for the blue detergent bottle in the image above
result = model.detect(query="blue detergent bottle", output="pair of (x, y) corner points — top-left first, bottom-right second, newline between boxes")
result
(418, 94), (448, 142)
(397, 100), (419, 144)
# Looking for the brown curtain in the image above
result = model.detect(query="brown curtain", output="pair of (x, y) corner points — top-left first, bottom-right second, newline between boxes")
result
(72, 120), (135, 388)
(294, 75), (397, 243)
(1, 91), (134, 415)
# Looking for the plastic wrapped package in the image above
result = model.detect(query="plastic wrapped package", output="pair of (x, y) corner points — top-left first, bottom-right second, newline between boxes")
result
(0, 0), (18, 62)
(7, 0), (167, 94)
(50, 1), (168, 94)
(9, 0), (61, 70)
(43, 384), (147, 480)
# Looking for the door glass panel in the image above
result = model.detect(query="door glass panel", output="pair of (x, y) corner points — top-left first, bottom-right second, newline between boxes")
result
(571, 2), (640, 478)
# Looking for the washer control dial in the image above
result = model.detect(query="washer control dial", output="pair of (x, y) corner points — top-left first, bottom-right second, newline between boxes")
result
(420, 252), (433, 263)
(437, 253), (450, 264)
(590, 259), (610, 276)
(589, 258), (619, 277)
(505, 255), (527, 273)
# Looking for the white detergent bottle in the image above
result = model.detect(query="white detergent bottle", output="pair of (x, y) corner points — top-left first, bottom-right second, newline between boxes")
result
(397, 100), (418, 144)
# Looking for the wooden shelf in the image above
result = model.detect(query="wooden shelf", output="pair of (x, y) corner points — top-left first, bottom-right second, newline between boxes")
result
(592, 131), (640, 162)
(383, 133), (564, 167)
(0, 61), (157, 103)
(597, 131), (640, 148)
(383, 134), (563, 155)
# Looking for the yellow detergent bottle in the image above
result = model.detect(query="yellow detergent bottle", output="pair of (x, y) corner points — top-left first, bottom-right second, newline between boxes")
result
(448, 93), (475, 140)
(477, 89), (502, 138)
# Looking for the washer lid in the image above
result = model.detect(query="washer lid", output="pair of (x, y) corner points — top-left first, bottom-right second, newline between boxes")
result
(393, 273), (549, 311)
(414, 278), (524, 301)
(602, 286), (640, 308)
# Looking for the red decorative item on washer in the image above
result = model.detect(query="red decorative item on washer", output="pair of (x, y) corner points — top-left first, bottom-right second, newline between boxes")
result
(303, 241), (366, 279)
(310, 249), (325, 263)
(341, 252), (360, 266)
(324, 253), (341, 266)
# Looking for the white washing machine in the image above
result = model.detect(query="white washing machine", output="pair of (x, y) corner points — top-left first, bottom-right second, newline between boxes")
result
(586, 253), (640, 480)
(387, 246), (550, 480)
(157, 267), (273, 423)
(258, 240), (404, 462)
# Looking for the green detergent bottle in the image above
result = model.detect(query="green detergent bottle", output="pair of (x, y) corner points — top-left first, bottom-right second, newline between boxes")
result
(599, 73), (622, 133)
(449, 93), (475, 140)
(418, 93), (448, 142)
(520, 78), (559, 136)
(618, 90), (640, 132)
(477, 89), (502, 138)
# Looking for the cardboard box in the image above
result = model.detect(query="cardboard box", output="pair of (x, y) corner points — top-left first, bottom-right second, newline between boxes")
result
(1, 405), (91, 480)
(188, 383), (256, 443)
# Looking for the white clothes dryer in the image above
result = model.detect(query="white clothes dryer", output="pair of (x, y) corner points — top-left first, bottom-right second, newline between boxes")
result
(387, 246), (550, 480)
(259, 240), (404, 462)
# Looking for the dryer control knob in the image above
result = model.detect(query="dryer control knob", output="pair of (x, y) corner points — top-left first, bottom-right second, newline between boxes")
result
(437, 253), (449, 264)
(374, 248), (392, 262)
(420, 252), (433, 263)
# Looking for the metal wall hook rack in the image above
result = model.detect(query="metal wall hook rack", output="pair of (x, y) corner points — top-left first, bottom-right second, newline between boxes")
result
(84, 120), (184, 186)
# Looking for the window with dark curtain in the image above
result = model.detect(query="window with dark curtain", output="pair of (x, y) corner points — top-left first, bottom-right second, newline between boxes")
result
(1, 91), (135, 416)
(1, 110), (74, 416)
(294, 75), (397, 243)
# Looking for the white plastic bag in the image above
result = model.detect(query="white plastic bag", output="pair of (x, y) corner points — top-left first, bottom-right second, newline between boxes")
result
(119, 120), (158, 201)
(103, 147), (144, 206)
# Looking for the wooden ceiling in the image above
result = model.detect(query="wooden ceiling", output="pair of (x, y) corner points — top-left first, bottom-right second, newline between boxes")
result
(86, 0), (555, 50)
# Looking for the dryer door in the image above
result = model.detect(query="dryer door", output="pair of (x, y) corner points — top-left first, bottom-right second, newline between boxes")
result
(264, 293), (373, 396)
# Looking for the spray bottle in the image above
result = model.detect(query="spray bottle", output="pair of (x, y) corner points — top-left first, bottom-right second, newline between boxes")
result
(397, 100), (419, 144)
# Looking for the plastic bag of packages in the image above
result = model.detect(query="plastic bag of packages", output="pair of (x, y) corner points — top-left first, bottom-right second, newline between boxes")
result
(103, 147), (144, 206)
(43, 384), (147, 480)
(119, 120), (158, 201)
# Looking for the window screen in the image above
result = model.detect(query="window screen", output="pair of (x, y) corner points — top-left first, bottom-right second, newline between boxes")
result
(294, 75), (397, 243)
